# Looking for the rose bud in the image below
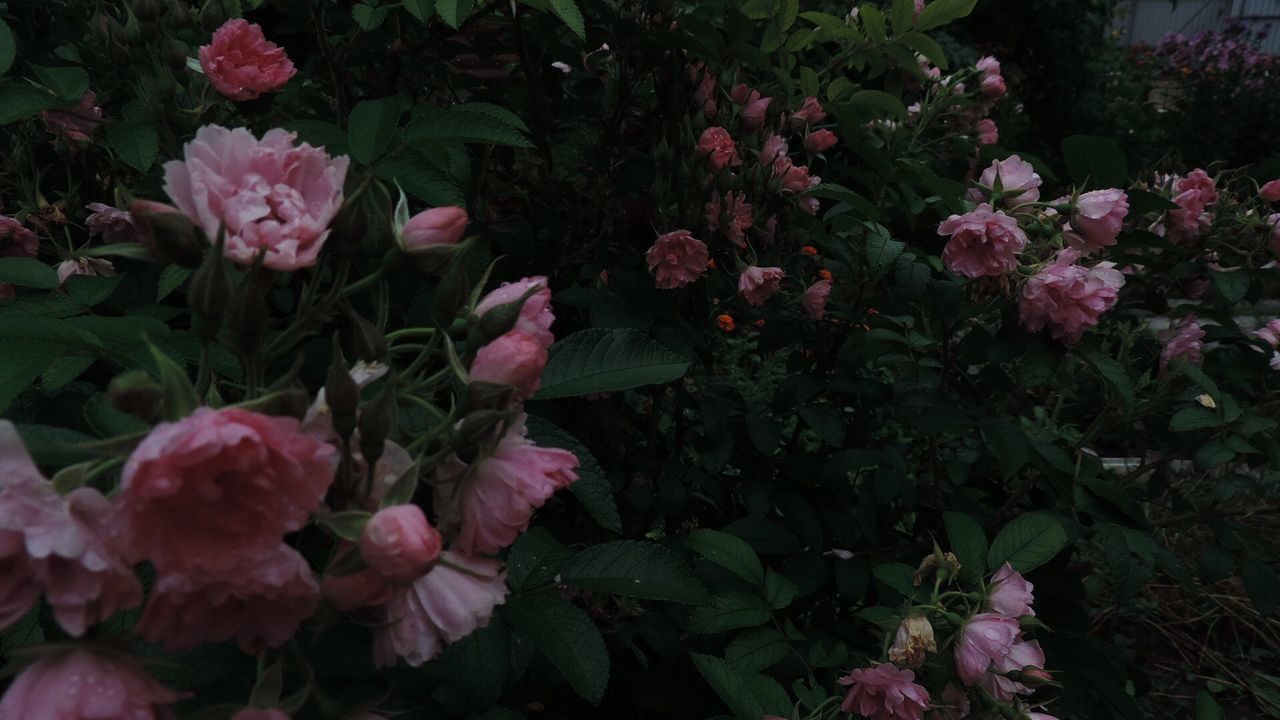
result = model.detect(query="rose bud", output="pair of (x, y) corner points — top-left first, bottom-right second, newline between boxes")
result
(359, 505), (444, 583)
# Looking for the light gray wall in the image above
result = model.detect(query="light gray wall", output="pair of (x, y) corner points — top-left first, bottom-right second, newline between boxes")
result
(1122, 0), (1280, 52)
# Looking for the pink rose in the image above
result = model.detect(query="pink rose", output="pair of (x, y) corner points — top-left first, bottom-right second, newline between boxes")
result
(1067, 188), (1129, 252)
(361, 505), (443, 583)
(788, 96), (827, 130)
(1164, 188), (1210, 243)
(1261, 180), (1280, 203)
(954, 613), (1021, 685)
(689, 63), (718, 120)
(199, 19), (297, 101)
(778, 162), (818, 194)
(434, 415), (578, 555)
(0, 647), (181, 720)
(761, 134), (789, 169)
(697, 127), (742, 172)
(1159, 316), (1205, 373)
(723, 191), (753, 246)
(938, 204), (1028, 278)
(981, 73), (1007, 99)
(805, 128), (839, 153)
(838, 663), (930, 720)
(976, 118), (999, 145)
(738, 266), (785, 306)
(164, 125), (349, 271)
(0, 215), (39, 259)
(1175, 168), (1218, 206)
(232, 710), (290, 720)
(976, 56), (1001, 77)
(646, 230), (709, 289)
(470, 330), (549, 399)
(40, 91), (103, 142)
(1255, 319), (1280, 348)
(86, 203), (136, 244)
(1019, 248), (1125, 344)
(978, 155), (1041, 206)
(1029, 715), (1060, 720)
(802, 279), (832, 320)
(372, 551), (507, 667)
(137, 543), (319, 654)
(979, 638), (1048, 700)
(475, 276), (556, 349)
(56, 257), (115, 286)
(987, 562), (1035, 617)
(117, 407), (336, 572)
(732, 84), (773, 131)
(399, 206), (467, 250)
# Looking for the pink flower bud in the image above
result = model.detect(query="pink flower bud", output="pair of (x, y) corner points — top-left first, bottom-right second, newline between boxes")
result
(805, 129), (839, 153)
(469, 330), (549, 399)
(1261, 179), (1280, 203)
(360, 505), (444, 583)
(400, 206), (468, 251)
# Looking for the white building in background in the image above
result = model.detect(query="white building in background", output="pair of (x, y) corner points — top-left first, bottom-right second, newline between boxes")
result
(1119, 0), (1280, 50)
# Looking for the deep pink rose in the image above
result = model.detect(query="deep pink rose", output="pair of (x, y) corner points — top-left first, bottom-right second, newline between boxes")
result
(979, 155), (1041, 206)
(0, 647), (181, 720)
(400, 206), (467, 250)
(805, 129), (839, 153)
(954, 612), (1020, 685)
(86, 203), (136, 244)
(1067, 188), (1129, 252)
(0, 215), (39, 259)
(938, 204), (1028, 279)
(137, 543), (319, 654)
(199, 19), (297, 101)
(980, 638), (1048, 700)
(435, 415), (579, 555)
(40, 91), (103, 142)
(475, 276), (556, 348)
(1261, 179), (1280, 203)
(761, 134), (789, 169)
(738, 266), (785, 306)
(117, 407), (336, 572)
(646, 230), (709, 289)
(976, 118), (999, 145)
(470, 330), (548, 399)
(1019, 248), (1125, 344)
(987, 562), (1035, 617)
(838, 663), (930, 720)
(723, 191), (753, 246)
(361, 505), (443, 583)
(697, 127), (742, 172)
(164, 125), (349, 270)
(372, 551), (507, 667)
(803, 279), (832, 320)
(788, 96), (827, 129)
(1159, 316), (1205, 373)
(231, 710), (290, 720)
(1175, 168), (1218, 206)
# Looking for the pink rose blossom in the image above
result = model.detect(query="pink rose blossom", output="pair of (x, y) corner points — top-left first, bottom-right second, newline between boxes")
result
(361, 505), (443, 583)
(1067, 188), (1129, 252)
(697, 127), (742, 172)
(1261, 180), (1280, 203)
(372, 551), (507, 667)
(805, 129), (839, 153)
(981, 73), (1007, 99)
(86, 203), (136, 244)
(399, 206), (467, 250)
(137, 543), (319, 654)
(987, 562), (1035, 617)
(689, 63), (719, 120)
(803, 279), (832, 320)
(738, 266), (785, 306)
(1159, 316), (1205, 373)
(979, 155), (1041, 206)
(976, 56), (1001, 77)
(761, 134), (789, 169)
(732, 85), (773, 130)
(1255, 319), (1280, 347)
(199, 19), (297, 101)
(788, 96), (827, 129)
(778, 162), (818, 194)
(1019, 248), (1125, 344)
(231, 710), (290, 720)
(980, 638), (1048, 700)
(117, 407), (336, 572)
(164, 125), (349, 271)
(470, 330), (548, 399)
(1163, 188), (1210, 243)
(938, 204), (1028, 278)
(976, 118), (999, 145)
(40, 91), (103, 142)
(434, 415), (578, 555)
(1175, 168), (1218, 206)
(838, 663), (930, 720)
(723, 191), (753, 246)
(0, 215), (39, 259)
(954, 613), (1021, 685)
(646, 230), (709, 289)
(56, 257), (115, 286)
(475, 276), (556, 348)
(0, 647), (181, 720)
(1029, 715), (1060, 720)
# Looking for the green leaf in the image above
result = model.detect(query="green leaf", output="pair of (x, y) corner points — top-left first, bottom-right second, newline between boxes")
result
(1194, 440), (1234, 469)
(943, 511), (988, 584)
(1061, 135), (1128, 189)
(850, 89), (908, 120)
(560, 541), (707, 604)
(505, 593), (609, 704)
(1196, 690), (1225, 720)
(686, 592), (771, 634)
(1126, 188), (1178, 216)
(900, 31), (948, 69)
(524, 416), (621, 532)
(1169, 406), (1223, 432)
(763, 569), (798, 609)
(1079, 349), (1134, 413)
(0, 85), (60, 124)
(505, 527), (574, 591)
(914, 0), (978, 31)
(0, 258), (57, 289)
(725, 627), (790, 672)
(374, 153), (465, 208)
(548, 0), (586, 40)
(287, 119), (348, 155)
(66, 275), (122, 306)
(348, 97), (402, 165)
(404, 0), (437, 21)
(865, 231), (905, 272)
(980, 417), (1029, 479)
(455, 102), (531, 133)
(435, 0), (476, 27)
(987, 512), (1068, 573)
(889, 0), (915, 33)
(31, 64), (88, 101)
(439, 622), (511, 705)
(1211, 269), (1249, 304)
(157, 265), (192, 302)
(404, 106), (533, 148)
(352, 3), (391, 30)
(535, 328), (690, 400)
(0, 341), (62, 413)
(317, 510), (370, 540)
(148, 341), (198, 420)
(690, 653), (765, 720)
(686, 529), (766, 585)
(0, 18), (15, 76)
(106, 121), (159, 172)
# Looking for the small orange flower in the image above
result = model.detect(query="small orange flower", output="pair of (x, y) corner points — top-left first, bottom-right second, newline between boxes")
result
(801, 245), (818, 256)
(818, 268), (833, 282)
(752, 318), (766, 328)
(717, 314), (736, 332)
(707, 258), (717, 269)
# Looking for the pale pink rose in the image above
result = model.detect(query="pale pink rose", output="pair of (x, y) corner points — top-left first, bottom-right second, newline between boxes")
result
(976, 118), (999, 145)
(40, 91), (103, 142)
(475, 276), (556, 348)
(938, 204), (1028, 278)
(646, 230), (709, 290)
(470, 330), (548, 399)
(738, 266), (785, 306)
(1254, 319), (1280, 347)
(1067, 188), (1129, 252)
(976, 56), (1001, 77)
(981, 73), (1006, 99)
(803, 279), (832, 320)
(928, 684), (970, 720)
(400, 206), (467, 250)
(723, 191), (753, 246)
(231, 710), (290, 720)
(434, 415), (578, 555)
(697, 127), (742, 172)
(987, 562), (1035, 617)
(788, 96), (827, 130)
(980, 638), (1048, 700)
(778, 162), (818, 194)
(798, 195), (821, 215)
(56, 257), (115, 286)
(86, 203), (136, 244)
(689, 63), (718, 120)
(361, 505), (443, 583)
(805, 129), (839, 153)
(1029, 715), (1060, 720)
(1175, 168), (1218, 206)
(1019, 248), (1125, 345)
(199, 19), (297, 101)
(164, 125), (349, 271)
(0, 647), (181, 720)
(1261, 180), (1280, 203)
(914, 0), (926, 17)
(372, 551), (507, 667)
(117, 407), (336, 572)
(1159, 316), (1205, 373)
(954, 613), (1020, 685)
(0, 215), (39, 259)
(838, 663), (930, 720)
(761, 134), (790, 169)
(979, 155), (1041, 206)
(137, 543), (319, 654)
(705, 190), (721, 234)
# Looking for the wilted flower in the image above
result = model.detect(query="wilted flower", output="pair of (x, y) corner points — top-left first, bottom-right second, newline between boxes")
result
(888, 615), (937, 667)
